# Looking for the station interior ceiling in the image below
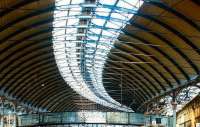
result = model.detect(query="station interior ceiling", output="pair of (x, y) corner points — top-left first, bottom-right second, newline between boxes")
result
(0, 0), (200, 115)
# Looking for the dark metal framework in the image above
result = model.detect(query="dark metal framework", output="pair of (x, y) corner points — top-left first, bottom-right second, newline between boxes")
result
(103, 0), (200, 112)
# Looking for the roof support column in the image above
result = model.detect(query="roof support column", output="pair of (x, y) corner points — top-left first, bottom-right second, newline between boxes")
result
(0, 97), (5, 127)
(171, 92), (177, 127)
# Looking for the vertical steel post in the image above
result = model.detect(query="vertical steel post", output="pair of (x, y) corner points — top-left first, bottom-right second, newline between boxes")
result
(171, 92), (177, 127)
(120, 73), (123, 105)
(172, 104), (177, 127)
(1, 99), (4, 127)
(8, 113), (10, 126)
(0, 98), (2, 127)
(12, 102), (17, 127)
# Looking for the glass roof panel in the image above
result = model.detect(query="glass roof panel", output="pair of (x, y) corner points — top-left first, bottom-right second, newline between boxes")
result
(89, 28), (102, 34)
(99, 0), (117, 5)
(72, 0), (84, 4)
(53, 0), (143, 111)
(91, 18), (106, 26)
(117, 0), (133, 9)
(96, 8), (110, 16)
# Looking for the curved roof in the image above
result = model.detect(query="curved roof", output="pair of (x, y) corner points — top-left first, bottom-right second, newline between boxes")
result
(0, 0), (118, 112)
(103, 0), (200, 112)
(1, 0), (200, 113)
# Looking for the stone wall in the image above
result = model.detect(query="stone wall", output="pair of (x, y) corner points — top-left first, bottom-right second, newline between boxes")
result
(176, 95), (200, 127)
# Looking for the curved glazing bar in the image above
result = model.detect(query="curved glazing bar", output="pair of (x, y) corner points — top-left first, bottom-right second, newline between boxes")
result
(53, 0), (143, 111)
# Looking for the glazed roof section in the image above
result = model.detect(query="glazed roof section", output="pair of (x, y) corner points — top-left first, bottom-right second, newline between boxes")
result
(53, 0), (143, 111)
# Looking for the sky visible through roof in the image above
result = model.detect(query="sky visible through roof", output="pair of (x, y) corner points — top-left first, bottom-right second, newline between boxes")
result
(52, 0), (143, 111)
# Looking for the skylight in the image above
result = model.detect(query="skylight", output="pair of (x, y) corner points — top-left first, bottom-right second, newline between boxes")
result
(53, 0), (143, 111)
